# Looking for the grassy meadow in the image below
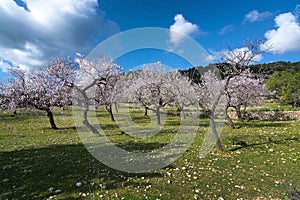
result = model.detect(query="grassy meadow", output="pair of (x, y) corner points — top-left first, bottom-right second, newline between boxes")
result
(0, 107), (299, 199)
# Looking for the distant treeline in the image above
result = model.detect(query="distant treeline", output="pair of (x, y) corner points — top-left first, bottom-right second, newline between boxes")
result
(249, 61), (300, 75)
(180, 61), (300, 83)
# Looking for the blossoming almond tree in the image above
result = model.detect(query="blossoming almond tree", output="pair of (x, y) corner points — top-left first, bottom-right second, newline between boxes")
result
(220, 41), (268, 128)
(194, 70), (227, 151)
(73, 57), (121, 134)
(1, 67), (26, 113)
(226, 71), (265, 127)
(3, 58), (74, 129)
(130, 63), (175, 125)
(115, 62), (195, 125)
(94, 69), (120, 121)
(195, 40), (267, 151)
(168, 70), (197, 118)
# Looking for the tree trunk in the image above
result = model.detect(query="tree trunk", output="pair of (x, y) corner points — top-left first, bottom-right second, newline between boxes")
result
(181, 109), (186, 119)
(82, 107), (99, 134)
(106, 104), (115, 121)
(46, 109), (58, 129)
(293, 100), (299, 109)
(210, 116), (223, 151)
(235, 105), (244, 122)
(114, 103), (119, 113)
(74, 86), (99, 134)
(156, 106), (161, 125)
(225, 105), (235, 129)
(243, 103), (247, 112)
(144, 107), (148, 116)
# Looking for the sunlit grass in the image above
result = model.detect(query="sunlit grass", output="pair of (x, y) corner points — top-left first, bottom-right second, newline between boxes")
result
(0, 108), (299, 199)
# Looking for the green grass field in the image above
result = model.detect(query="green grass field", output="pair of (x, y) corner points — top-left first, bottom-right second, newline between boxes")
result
(0, 108), (299, 199)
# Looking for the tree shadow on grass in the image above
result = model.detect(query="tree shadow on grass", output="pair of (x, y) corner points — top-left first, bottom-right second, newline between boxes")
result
(58, 126), (77, 131)
(0, 109), (74, 121)
(41, 126), (78, 131)
(0, 112), (45, 122)
(0, 143), (163, 199)
(95, 113), (108, 118)
(99, 123), (120, 131)
(229, 136), (299, 151)
(116, 141), (169, 152)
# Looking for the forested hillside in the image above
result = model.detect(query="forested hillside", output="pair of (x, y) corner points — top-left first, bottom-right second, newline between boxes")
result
(180, 61), (300, 83)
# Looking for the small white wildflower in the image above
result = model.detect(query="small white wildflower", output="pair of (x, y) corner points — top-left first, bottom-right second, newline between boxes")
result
(76, 182), (83, 187)
(54, 190), (62, 194)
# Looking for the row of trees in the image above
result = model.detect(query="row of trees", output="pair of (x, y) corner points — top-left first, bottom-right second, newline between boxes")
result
(113, 62), (197, 125)
(0, 43), (267, 151)
(182, 60), (300, 109)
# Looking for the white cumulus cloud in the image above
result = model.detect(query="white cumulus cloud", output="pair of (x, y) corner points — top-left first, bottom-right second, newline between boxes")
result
(218, 25), (234, 35)
(0, 0), (119, 71)
(261, 12), (300, 54)
(244, 10), (272, 23)
(169, 14), (199, 46)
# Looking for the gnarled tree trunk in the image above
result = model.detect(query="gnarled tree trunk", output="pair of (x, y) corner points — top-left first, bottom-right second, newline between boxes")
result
(114, 103), (119, 113)
(155, 106), (161, 125)
(235, 105), (244, 122)
(82, 107), (99, 134)
(46, 108), (58, 130)
(106, 104), (115, 121)
(144, 106), (148, 116)
(209, 116), (223, 151)
(225, 105), (235, 129)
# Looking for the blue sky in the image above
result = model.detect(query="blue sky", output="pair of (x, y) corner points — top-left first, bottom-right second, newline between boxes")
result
(1, 0), (300, 79)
